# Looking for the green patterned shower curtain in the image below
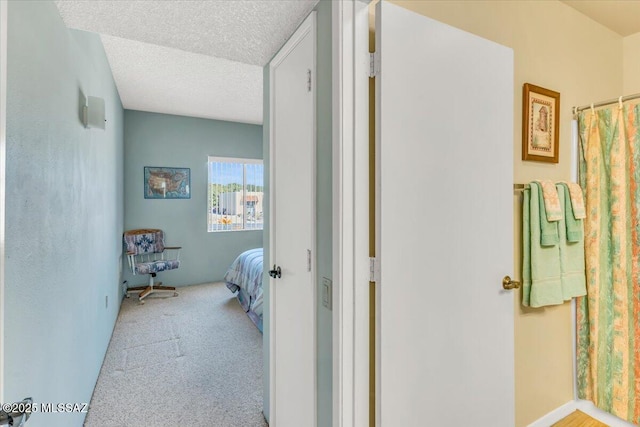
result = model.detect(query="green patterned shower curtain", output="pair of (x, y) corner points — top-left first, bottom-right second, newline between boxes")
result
(577, 103), (640, 423)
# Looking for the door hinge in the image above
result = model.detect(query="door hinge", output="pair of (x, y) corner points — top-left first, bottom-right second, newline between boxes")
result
(307, 69), (312, 92)
(369, 257), (379, 282)
(369, 52), (379, 78)
(307, 249), (312, 272)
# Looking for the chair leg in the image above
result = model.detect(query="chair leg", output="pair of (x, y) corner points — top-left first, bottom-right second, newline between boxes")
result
(137, 274), (178, 302)
(125, 285), (148, 298)
(138, 286), (153, 300)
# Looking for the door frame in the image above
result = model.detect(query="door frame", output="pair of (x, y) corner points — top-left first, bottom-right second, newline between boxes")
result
(268, 12), (317, 426)
(331, 2), (370, 427)
(0, 0), (370, 422)
(0, 0), (7, 405)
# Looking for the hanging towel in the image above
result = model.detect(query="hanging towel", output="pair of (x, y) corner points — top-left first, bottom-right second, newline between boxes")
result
(557, 183), (583, 242)
(535, 179), (563, 222)
(559, 181), (586, 219)
(522, 188), (531, 306)
(522, 183), (564, 307)
(556, 183), (587, 300)
(535, 182), (560, 246)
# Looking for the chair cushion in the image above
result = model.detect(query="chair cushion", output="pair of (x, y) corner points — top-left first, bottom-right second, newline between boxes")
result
(124, 229), (165, 255)
(134, 259), (180, 275)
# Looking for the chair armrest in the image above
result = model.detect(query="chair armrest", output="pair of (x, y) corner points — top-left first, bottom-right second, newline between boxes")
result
(163, 246), (181, 261)
(124, 252), (136, 274)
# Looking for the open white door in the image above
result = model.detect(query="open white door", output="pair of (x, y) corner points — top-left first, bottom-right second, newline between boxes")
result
(375, 2), (514, 426)
(269, 12), (316, 427)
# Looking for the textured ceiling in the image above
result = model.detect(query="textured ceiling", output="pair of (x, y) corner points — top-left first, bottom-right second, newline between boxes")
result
(561, 0), (640, 36)
(54, 0), (319, 124)
(55, 1), (319, 66)
(101, 35), (263, 124)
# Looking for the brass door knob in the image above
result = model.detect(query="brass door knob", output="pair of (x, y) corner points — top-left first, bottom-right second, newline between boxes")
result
(502, 276), (521, 290)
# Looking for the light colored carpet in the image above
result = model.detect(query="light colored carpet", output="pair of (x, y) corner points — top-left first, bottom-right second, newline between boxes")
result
(84, 282), (267, 427)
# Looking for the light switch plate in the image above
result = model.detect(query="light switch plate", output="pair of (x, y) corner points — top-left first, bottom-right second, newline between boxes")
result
(322, 277), (332, 310)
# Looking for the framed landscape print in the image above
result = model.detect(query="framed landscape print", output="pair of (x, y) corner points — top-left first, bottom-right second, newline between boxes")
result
(144, 167), (191, 199)
(522, 83), (560, 163)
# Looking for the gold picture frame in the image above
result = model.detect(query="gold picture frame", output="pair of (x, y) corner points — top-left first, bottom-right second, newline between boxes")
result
(522, 83), (560, 163)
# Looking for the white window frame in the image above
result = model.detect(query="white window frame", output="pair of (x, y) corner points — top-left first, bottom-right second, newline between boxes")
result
(207, 156), (264, 232)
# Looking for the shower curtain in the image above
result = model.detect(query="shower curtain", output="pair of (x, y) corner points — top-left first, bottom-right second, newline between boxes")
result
(576, 102), (640, 423)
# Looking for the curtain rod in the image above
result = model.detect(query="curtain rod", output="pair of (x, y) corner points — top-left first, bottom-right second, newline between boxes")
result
(573, 93), (640, 114)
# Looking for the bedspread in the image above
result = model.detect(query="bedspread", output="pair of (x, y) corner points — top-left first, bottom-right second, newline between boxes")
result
(224, 248), (263, 331)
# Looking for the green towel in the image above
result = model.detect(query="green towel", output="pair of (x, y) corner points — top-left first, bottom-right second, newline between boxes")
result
(556, 183), (587, 300)
(558, 183), (583, 242)
(537, 183), (560, 246)
(522, 188), (532, 306)
(522, 183), (563, 307)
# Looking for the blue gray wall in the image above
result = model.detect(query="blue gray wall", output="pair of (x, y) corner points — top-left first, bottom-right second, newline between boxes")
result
(263, 1), (333, 424)
(123, 110), (263, 287)
(4, 2), (124, 426)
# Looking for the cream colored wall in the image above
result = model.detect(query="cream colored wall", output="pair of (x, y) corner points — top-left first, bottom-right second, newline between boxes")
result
(623, 32), (640, 94)
(387, 2), (623, 426)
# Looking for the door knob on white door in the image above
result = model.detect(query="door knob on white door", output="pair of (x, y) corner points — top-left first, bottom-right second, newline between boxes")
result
(269, 265), (282, 279)
(502, 276), (521, 290)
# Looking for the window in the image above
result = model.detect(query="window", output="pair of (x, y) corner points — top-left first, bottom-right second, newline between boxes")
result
(208, 157), (264, 232)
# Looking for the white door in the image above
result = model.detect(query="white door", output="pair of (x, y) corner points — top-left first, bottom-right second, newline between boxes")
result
(375, 2), (514, 426)
(269, 12), (316, 427)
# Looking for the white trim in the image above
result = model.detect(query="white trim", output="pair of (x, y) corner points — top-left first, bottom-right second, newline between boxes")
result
(332, 1), (370, 427)
(575, 400), (639, 427)
(374, 5), (382, 425)
(0, 0), (7, 404)
(353, 3), (370, 426)
(268, 59), (275, 424)
(269, 16), (315, 70)
(332, 2), (351, 426)
(310, 13), (317, 427)
(207, 156), (263, 164)
(526, 401), (577, 427)
(268, 12), (317, 427)
(527, 400), (638, 427)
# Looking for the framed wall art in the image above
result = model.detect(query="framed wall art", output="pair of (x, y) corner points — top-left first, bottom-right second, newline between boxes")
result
(522, 83), (560, 163)
(144, 167), (191, 199)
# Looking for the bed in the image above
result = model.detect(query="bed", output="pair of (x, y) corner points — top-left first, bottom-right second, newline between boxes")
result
(224, 248), (264, 333)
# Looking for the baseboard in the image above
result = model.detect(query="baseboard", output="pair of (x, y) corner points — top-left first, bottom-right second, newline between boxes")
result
(527, 400), (639, 427)
(575, 400), (638, 427)
(527, 401), (577, 427)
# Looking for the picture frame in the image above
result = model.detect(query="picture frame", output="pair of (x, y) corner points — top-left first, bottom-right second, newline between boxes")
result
(522, 83), (560, 163)
(144, 167), (191, 199)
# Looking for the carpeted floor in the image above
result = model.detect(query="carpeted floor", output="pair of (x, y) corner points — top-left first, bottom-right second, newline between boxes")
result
(84, 282), (267, 427)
